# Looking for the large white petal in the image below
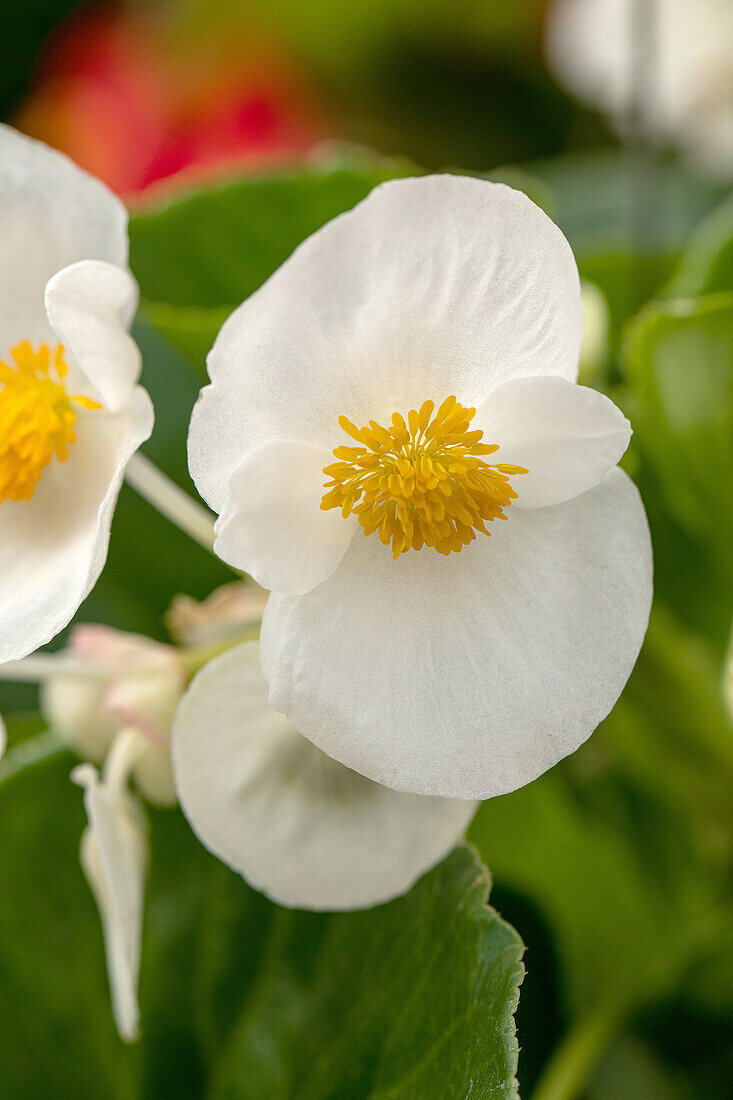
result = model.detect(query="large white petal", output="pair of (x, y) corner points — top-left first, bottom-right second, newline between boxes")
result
(0, 387), (153, 663)
(189, 174), (581, 513)
(476, 375), (631, 509)
(45, 261), (141, 412)
(214, 440), (356, 594)
(172, 643), (477, 910)
(0, 125), (127, 352)
(72, 732), (149, 1043)
(260, 468), (652, 800)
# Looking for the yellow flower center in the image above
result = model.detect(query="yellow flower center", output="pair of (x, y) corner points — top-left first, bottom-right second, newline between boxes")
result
(0, 341), (102, 504)
(321, 395), (528, 558)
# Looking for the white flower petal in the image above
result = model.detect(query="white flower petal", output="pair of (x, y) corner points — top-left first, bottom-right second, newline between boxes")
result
(476, 376), (631, 510)
(0, 125), (127, 351)
(45, 261), (141, 412)
(215, 440), (357, 594)
(72, 735), (148, 1043)
(173, 642), (477, 910)
(189, 174), (581, 513)
(0, 387), (153, 663)
(260, 468), (652, 800)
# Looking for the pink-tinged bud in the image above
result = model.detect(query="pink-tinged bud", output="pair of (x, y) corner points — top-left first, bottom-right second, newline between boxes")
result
(41, 625), (184, 805)
(166, 581), (268, 647)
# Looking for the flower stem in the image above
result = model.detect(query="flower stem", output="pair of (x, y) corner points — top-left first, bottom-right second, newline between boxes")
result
(530, 1004), (623, 1100)
(0, 731), (66, 786)
(0, 655), (103, 681)
(177, 629), (261, 676)
(102, 728), (147, 791)
(125, 452), (217, 553)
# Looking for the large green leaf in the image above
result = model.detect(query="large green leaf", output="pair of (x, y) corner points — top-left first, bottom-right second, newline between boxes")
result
(470, 601), (733, 1098)
(129, 156), (415, 311)
(0, 749), (524, 1099)
(528, 149), (723, 255)
(0, 747), (139, 1099)
(128, 156), (418, 375)
(469, 772), (673, 1020)
(667, 192), (733, 298)
(129, 157), (552, 377)
(587, 1038), (695, 1100)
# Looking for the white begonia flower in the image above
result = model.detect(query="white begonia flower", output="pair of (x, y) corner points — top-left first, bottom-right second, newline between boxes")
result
(188, 175), (652, 801)
(546, 0), (733, 179)
(0, 125), (153, 663)
(173, 641), (477, 910)
(72, 731), (149, 1043)
(42, 624), (182, 805)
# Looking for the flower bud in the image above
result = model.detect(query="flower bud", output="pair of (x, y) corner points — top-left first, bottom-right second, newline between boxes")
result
(41, 625), (184, 805)
(166, 581), (268, 647)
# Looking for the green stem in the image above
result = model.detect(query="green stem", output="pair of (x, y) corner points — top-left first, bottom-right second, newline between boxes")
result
(0, 731), (66, 786)
(125, 452), (218, 554)
(530, 1003), (623, 1100)
(177, 627), (261, 676)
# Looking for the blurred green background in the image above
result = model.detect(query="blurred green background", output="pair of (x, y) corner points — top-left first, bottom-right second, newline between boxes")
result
(0, 2), (731, 1098)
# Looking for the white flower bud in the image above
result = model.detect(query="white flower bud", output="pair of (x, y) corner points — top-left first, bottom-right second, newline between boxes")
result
(166, 581), (268, 648)
(42, 625), (184, 805)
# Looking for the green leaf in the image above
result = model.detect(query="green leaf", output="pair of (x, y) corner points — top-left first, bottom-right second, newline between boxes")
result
(129, 158), (557, 379)
(469, 773), (673, 1020)
(0, 749), (524, 1099)
(578, 251), (676, 360)
(207, 845), (523, 1100)
(667, 192), (733, 298)
(587, 1038), (696, 1100)
(140, 302), (231, 377)
(528, 149), (723, 255)
(128, 157), (415, 311)
(623, 293), (733, 559)
(0, 746), (139, 1099)
(471, 601), (733, 1097)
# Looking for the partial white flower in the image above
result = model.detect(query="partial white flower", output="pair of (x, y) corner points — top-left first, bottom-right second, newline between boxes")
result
(0, 125), (153, 663)
(42, 625), (182, 805)
(173, 641), (477, 910)
(546, 0), (733, 179)
(72, 731), (149, 1043)
(189, 174), (652, 801)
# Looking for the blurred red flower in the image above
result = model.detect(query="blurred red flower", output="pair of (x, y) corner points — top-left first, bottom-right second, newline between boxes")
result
(15, 2), (328, 200)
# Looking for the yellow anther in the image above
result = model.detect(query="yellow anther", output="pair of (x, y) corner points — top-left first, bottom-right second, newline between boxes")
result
(321, 396), (528, 558)
(0, 342), (102, 504)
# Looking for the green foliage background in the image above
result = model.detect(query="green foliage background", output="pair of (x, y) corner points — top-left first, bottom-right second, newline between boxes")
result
(1, 2), (732, 1098)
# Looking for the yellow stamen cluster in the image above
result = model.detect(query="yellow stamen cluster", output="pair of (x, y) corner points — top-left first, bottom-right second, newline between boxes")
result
(0, 341), (102, 504)
(321, 396), (527, 558)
